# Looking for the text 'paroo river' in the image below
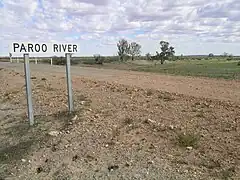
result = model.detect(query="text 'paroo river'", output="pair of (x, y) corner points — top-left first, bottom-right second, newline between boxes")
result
(10, 43), (79, 54)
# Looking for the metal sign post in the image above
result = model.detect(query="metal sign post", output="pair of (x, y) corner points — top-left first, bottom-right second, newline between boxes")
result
(23, 54), (34, 126)
(9, 42), (79, 126)
(65, 53), (74, 112)
(9, 53), (12, 63)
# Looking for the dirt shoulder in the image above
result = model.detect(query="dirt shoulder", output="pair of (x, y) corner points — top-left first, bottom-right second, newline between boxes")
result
(2, 63), (240, 103)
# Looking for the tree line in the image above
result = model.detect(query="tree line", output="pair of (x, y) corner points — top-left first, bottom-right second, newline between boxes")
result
(117, 39), (175, 64)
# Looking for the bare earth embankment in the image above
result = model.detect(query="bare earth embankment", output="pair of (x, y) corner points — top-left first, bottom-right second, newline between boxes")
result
(0, 63), (240, 180)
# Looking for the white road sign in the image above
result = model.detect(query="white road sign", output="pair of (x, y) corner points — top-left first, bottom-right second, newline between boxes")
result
(9, 42), (79, 55)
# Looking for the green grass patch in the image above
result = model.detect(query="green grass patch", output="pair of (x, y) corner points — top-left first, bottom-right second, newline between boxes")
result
(129, 59), (240, 80)
(177, 132), (200, 148)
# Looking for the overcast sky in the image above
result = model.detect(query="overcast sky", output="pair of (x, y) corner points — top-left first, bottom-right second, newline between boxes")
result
(0, 0), (240, 57)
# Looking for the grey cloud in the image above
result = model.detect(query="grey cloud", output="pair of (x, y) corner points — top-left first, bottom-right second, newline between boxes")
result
(128, 11), (179, 22)
(225, 0), (240, 9)
(74, 0), (109, 6)
(196, 1), (240, 21)
(197, 3), (228, 18)
(198, 18), (227, 26)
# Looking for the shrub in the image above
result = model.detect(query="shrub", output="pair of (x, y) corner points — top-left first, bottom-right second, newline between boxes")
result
(81, 58), (95, 65)
(51, 56), (76, 65)
(209, 53), (214, 57)
(104, 56), (119, 63)
(40, 59), (50, 64)
(94, 54), (104, 65)
(52, 56), (65, 65)
(238, 61), (240, 66)
(177, 132), (200, 148)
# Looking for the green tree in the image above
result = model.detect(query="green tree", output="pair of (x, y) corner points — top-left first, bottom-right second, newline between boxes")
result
(128, 42), (141, 61)
(223, 52), (228, 57)
(94, 54), (104, 64)
(146, 53), (152, 61)
(159, 41), (175, 64)
(209, 53), (214, 57)
(117, 39), (129, 61)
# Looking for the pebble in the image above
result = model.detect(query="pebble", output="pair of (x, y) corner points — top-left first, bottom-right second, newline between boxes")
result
(147, 118), (156, 124)
(71, 115), (78, 121)
(21, 159), (26, 163)
(184, 169), (189, 173)
(94, 114), (100, 118)
(80, 101), (85, 105)
(186, 146), (193, 150)
(108, 165), (119, 172)
(48, 131), (60, 137)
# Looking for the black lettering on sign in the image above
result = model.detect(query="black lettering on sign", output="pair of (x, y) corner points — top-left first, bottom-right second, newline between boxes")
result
(13, 43), (20, 52)
(62, 44), (67, 52)
(53, 44), (58, 52)
(35, 44), (40, 52)
(28, 44), (34, 52)
(42, 44), (47, 52)
(68, 44), (72, 52)
(58, 44), (61, 52)
(13, 43), (19, 52)
(20, 44), (27, 52)
(73, 45), (77, 52)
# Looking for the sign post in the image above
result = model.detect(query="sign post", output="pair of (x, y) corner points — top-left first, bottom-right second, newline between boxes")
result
(23, 54), (34, 126)
(65, 53), (74, 112)
(9, 53), (12, 63)
(9, 42), (79, 125)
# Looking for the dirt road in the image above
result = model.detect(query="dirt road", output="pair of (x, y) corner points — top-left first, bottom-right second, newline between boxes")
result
(2, 63), (240, 103)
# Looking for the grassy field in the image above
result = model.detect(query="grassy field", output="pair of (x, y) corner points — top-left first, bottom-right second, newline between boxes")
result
(131, 59), (240, 80)
(81, 59), (240, 80)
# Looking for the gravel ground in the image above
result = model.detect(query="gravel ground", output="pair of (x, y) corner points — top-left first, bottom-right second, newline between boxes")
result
(0, 65), (240, 180)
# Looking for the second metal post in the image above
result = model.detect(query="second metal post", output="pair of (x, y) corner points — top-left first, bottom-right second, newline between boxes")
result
(65, 53), (74, 112)
(23, 53), (34, 126)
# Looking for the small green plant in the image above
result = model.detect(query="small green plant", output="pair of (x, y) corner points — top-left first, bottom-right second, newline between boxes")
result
(221, 167), (235, 180)
(94, 54), (104, 65)
(158, 94), (175, 101)
(177, 132), (200, 148)
(124, 117), (133, 125)
(196, 111), (205, 118)
(52, 56), (65, 65)
(146, 89), (154, 96)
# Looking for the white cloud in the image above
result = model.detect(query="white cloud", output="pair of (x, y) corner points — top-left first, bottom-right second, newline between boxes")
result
(0, 0), (240, 56)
